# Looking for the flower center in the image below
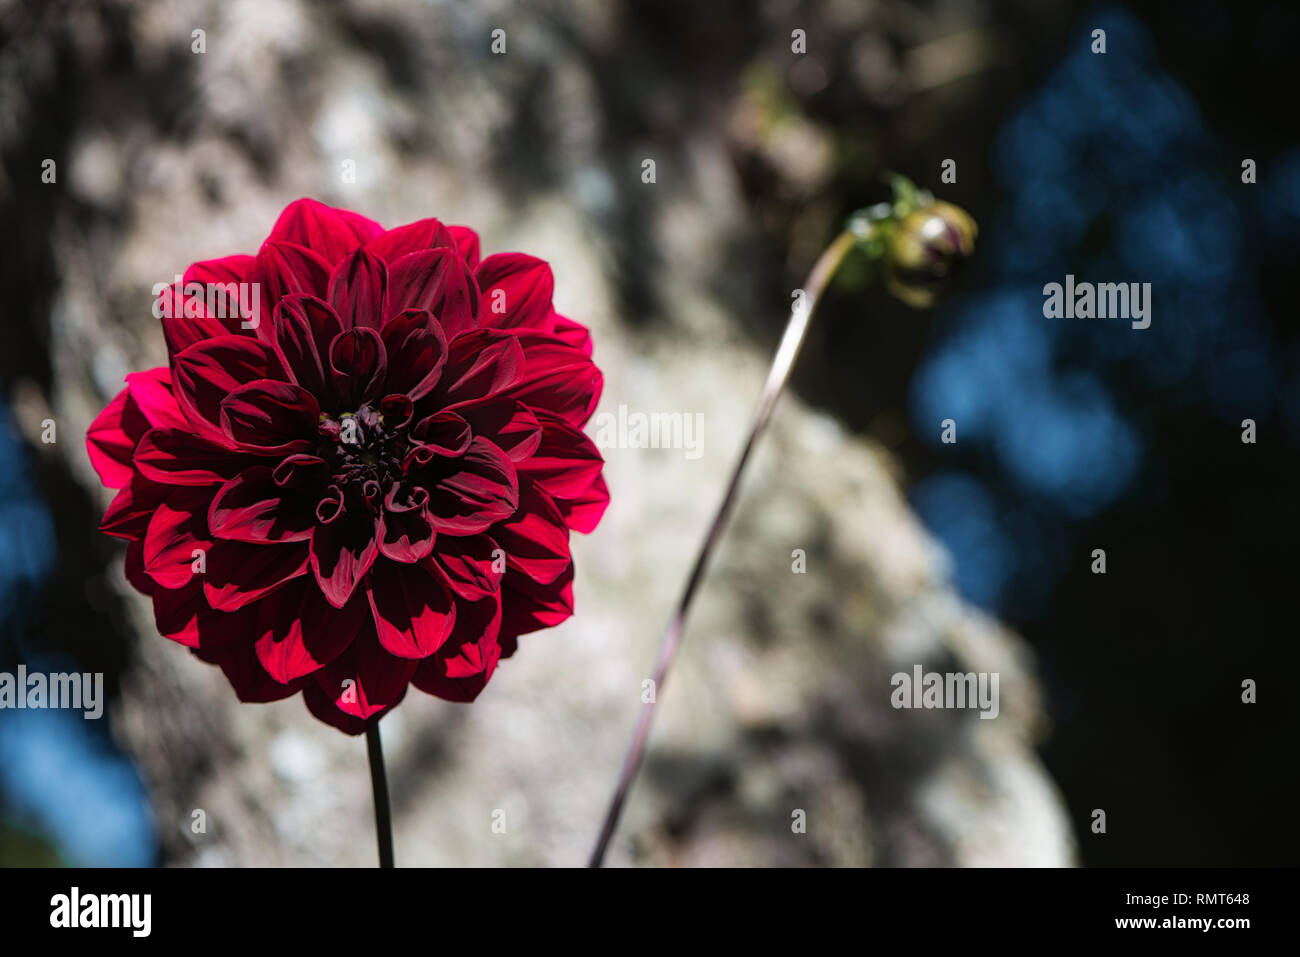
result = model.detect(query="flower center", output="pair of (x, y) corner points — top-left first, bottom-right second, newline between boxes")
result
(318, 398), (416, 494)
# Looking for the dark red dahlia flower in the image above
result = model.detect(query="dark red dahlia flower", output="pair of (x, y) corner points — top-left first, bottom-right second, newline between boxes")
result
(87, 199), (608, 733)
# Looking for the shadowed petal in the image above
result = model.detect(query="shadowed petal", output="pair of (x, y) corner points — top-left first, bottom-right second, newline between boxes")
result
(142, 488), (213, 590)
(381, 308), (447, 400)
(329, 327), (388, 409)
(270, 294), (343, 399)
(252, 578), (367, 683)
(310, 501), (379, 608)
(209, 466), (317, 543)
(219, 379), (319, 453)
(426, 436), (519, 535)
(367, 559), (456, 658)
(328, 246), (389, 330)
(203, 539), (310, 611)
(171, 335), (281, 444)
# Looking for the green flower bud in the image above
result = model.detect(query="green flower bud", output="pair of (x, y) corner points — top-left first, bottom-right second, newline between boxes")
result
(882, 199), (978, 308)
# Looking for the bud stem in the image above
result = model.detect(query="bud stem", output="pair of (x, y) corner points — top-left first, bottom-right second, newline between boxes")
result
(588, 230), (859, 867)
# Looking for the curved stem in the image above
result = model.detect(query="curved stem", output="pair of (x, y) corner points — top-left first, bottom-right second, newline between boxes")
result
(366, 721), (394, 868)
(588, 231), (858, 867)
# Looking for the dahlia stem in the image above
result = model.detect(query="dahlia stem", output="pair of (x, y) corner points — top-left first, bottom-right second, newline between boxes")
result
(366, 721), (395, 868)
(588, 230), (859, 867)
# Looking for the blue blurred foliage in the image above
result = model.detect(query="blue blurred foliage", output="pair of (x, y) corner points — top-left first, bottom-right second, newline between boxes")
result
(0, 396), (157, 866)
(908, 4), (1297, 618)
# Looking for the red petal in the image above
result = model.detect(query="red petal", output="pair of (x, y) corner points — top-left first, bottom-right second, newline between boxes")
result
(313, 624), (416, 721)
(329, 327), (388, 409)
(426, 436), (519, 535)
(328, 245), (389, 330)
(86, 388), (135, 488)
(432, 329), (525, 411)
(500, 562), (575, 637)
(156, 280), (252, 357)
(409, 410), (471, 459)
(257, 241), (333, 317)
(208, 466), (317, 543)
(427, 534), (503, 601)
(376, 486), (435, 563)
(367, 560), (456, 658)
(459, 399), (541, 462)
(381, 309), (447, 400)
(266, 199), (383, 266)
(134, 429), (250, 485)
(219, 379), (319, 453)
(100, 477), (168, 541)
(476, 253), (555, 331)
(310, 503), (379, 607)
(411, 591), (502, 702)
(270, 294), (343, 400)
(518, 411), (605, 499)
(493, 483), (571, 585)
(550, 314), (594, 357)
(203, 539), (310, 611)
(252, 578), (366, 683)
(171, 335), (280, 444)
(447, 226), (481, 268)
(125, 368), (189, 431)
(142, 488), (213, 590)
(558, 473), (610, 534)
(505, 332), (603, 427)
(386, 248), (480, 338)
(364, 218), (455, 262)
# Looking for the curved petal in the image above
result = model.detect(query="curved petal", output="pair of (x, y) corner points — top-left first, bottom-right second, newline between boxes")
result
(476, 253), (555, 331)
(329, 327), (387, 409)
(257, 241), (333, 321)
(328, 245), (389, 330)
(142, 488), (213, 590)
(430, 329), (525, 412)
(364, 218), (455, 262)
(550, 313), (594, 357)
(252, 578), (366, 683)
(312, 624), (416, 722)
(558, 473), (609, 534)
(492, 483), (571, 586)
(203, 539), (310, 611)
(377, 485), (435, 563)
(170, 335), (281, 444)
(86, 388), (135, 488)
(518, 411), (605, 500)
(427, 534), (503, 601)
(266, 198), (383, 266)
(381, 308), (447, 400)
(367, 560), (456, 658)
(459, 399), (541, 462)
(125, 368), (189, 431)
(426, 436), (519, 535)
(270, 294), (343, 400)
(134, 429), (250, 486)
(309, 500), (379, 608)
(100, 477), (169, 541)
(219, 379), (319, 453)
(447, 225), (481, 269)
(499, 561), (575, 639)
(411, 591), (502, 702)
(503, 331), (603, 427)
(386, 248), (479, 337)
(208, 466), (317, 543)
